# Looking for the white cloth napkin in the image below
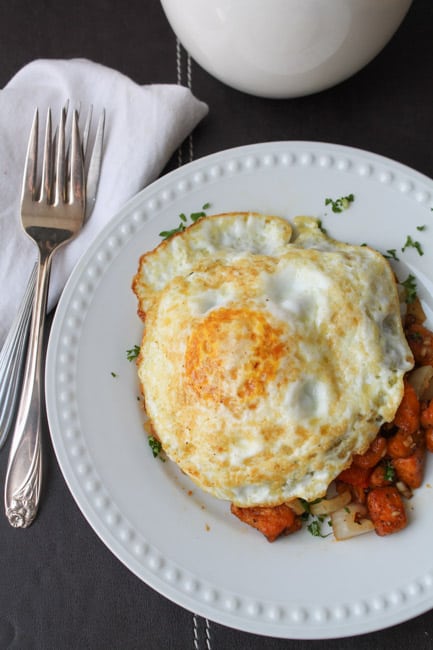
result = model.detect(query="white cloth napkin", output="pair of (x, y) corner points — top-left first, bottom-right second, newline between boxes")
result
(0, 58), (208, 346)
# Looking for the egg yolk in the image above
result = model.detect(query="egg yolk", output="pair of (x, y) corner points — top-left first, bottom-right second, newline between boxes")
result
(185, 307), (286, 411)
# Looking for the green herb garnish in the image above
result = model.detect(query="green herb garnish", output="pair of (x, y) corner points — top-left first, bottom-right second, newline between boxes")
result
(307, 518), (331, 538)
(148, 435), (165, 461)
(325, 193), (355, 213)
(126, 345), (140, 362)
(111, 371), (118, 378)
(299, 498), (322, 518)
(307, 520), (322, 536)
(317, 219), (328, 235)
(159, 223), (187, 239)
(402, 235), (424, 256)
(190, 210), (207, 222)
(299, 499), (331, 538)
(384, 460), (396, 482)
(401, 274), (417, 304)
(416, 224), (426, 231)
(159, 202), (211, 239)
(383, 249), (399, 261)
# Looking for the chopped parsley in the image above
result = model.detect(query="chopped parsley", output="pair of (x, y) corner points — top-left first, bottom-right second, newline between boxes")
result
(325, 193), (355, 213)
(317, 219), (327, 235)
(307, 520), (322, 537)
(384, 460), (396, 482)
(299, 499), (331, 538)
(307, 517), (332, 538)
(159, 202), (211, 239)
(126, 345), (140, 362)
(111, 371), (118, 378)
(401, 235), (424, 256)
(416, 224), (427, 231)
(383, 249), (399, 261)
(159, 222), (186, 239)
(299, 498), (321, 517)
(148, 435), (165, 461)
(401, 274), (417, 304)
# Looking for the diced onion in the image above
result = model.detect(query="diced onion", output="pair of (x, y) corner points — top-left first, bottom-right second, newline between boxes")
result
(396, 480), (413, 500)
(407, 366), (433, 400)
(287, 499), (305, 516)
(310, 490), (352, 516)
(331, 503), (374, 540)
(287, 489), (352, 517)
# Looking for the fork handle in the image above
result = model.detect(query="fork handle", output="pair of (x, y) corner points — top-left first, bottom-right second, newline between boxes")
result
(4, 253), (51, 527)
(0, 264), (36, 450)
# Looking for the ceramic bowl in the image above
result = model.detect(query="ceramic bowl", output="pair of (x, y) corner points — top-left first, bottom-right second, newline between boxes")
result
(161, 0), (413, 98)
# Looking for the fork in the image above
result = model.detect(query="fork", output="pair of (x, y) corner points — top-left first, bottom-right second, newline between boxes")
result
(4, 107), (86, 527)
(0, 107), (104, 452)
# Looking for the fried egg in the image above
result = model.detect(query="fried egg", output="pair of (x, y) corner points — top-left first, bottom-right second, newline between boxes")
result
(133, 213), (414, 507)
(132, 212), (293, 320)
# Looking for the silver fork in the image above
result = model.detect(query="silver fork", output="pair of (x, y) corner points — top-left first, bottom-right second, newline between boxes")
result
(0, 107), (104, 452)
(4, 107), (86, 528)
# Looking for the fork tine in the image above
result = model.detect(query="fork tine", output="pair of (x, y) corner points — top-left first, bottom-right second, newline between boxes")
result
(54, 99), (69, 143)
(82, 105), (93, 160)
(72, 103), (91, 186)
(21, 109), (38, 207)
(39, 109), (53, 203)
(69, 110), (85, 205)
(58, 103), (103, 210)
(85, 109), (105, 217)
(53, 107), (66, 205)
(63, 98), (70, 119)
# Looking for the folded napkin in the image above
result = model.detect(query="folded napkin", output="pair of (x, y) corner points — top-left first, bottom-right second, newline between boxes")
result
(0, 58), (208, 346)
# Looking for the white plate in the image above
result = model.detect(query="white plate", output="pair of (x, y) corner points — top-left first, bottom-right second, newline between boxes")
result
(46, 142), (433, 639)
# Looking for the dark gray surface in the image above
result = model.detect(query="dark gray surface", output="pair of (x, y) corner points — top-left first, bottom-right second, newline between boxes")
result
(1, 1), (433, 648)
